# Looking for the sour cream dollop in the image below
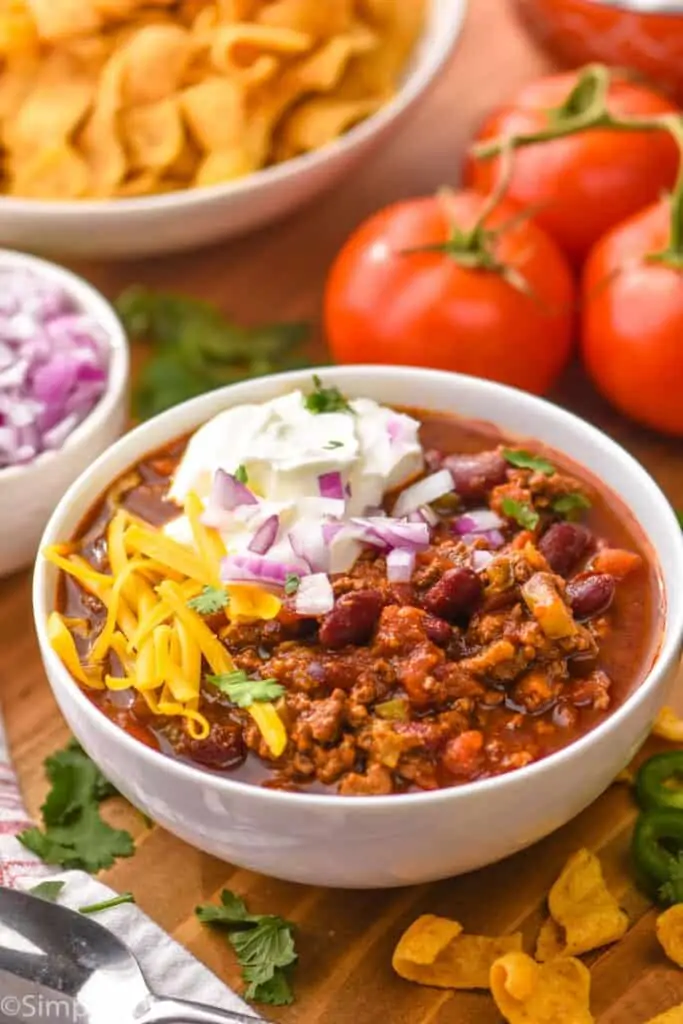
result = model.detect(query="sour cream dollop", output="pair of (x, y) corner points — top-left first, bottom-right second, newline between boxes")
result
(164, 389), (424, 575)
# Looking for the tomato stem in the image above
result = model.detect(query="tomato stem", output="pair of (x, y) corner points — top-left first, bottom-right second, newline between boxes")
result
(646, 115), (683, 268)
(472, 63), (673, 162)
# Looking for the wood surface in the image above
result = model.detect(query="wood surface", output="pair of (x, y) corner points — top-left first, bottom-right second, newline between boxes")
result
(2, 1), (683, 1020)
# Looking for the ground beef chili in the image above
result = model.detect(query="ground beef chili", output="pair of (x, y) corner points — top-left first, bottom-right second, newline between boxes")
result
(59, 409), (661, 796)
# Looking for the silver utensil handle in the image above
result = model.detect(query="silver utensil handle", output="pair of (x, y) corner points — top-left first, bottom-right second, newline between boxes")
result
(138, 996), (267, 1024)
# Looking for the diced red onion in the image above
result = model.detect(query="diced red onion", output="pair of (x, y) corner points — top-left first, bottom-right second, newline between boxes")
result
(391, 469), (454, 518)
(248, 514), (279, 555)
(318, 471), (344, 500)
(454, 509), (504, 535)
(387, 547), (416, 583)
(472, 549), (495, 571)
(407, 504), (438, 527)
(0, 270), (110, 469)
(350, 517), (430, 551)
(459, 529), (505, 550)
(322, 521), (344, 545)
(201, 469), (257, 527)
(221, 554), (305, 587)
(289, 521), (328, 573)
(295, 573), (334, 615)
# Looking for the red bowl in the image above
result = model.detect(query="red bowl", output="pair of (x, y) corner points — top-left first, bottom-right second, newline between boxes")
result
(513, 0), (683, 103)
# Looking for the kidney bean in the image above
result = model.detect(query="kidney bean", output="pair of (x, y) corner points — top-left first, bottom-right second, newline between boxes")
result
(424, 615), (452, 647)
(442, 450), (508, 502)
(179, 722), (246, 770)
(539, 522), (592, 576)
(566, 572), (615, 620)
(319, 589), (384, 649)
(423, 568), (482, 621)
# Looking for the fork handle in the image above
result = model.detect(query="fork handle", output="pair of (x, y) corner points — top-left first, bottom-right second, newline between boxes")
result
(137, 996), (267, 1024)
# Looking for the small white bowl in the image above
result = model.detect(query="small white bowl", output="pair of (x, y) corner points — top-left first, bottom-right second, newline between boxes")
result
(0, 0), (467, 260)
(0, 250), (129, 577)
(33, 366), (683, 888)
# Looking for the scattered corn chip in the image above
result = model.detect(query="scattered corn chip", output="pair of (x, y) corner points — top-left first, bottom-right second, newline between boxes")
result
(536, 849), (628, 960)
(393, 914), (523, 990)
(657, 904), (683, 968)
(653, 707), (683, 743)
(490, 952), (594, 1024)
(645, 1008), (683, 1024)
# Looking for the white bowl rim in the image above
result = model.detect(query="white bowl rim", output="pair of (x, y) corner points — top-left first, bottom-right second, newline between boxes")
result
(0, 249), (129, 482)
(0, 0), (467, 218)
(33, 364), (683, 810)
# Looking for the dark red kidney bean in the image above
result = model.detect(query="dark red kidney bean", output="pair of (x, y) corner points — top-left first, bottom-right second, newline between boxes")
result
(442, 450), (508, 502)
(539, 522), (592, 576)
(423, 568), (482, 621)
(424, 616), (452, 646)
(180, 723), (246, 770)
(319, 589), (384, 649)
(566, 572), (615, 620)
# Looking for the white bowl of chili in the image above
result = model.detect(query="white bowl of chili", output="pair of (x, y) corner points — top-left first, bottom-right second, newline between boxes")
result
(33, 366), (683, 888)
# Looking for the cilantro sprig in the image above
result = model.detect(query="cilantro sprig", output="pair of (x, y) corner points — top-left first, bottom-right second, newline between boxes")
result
(188, 586), (230, 615)
(18, 741), (135, 872)
(116, 286), (311, 421)
(235, 464), (248, 484)
(207, 670), (285, 707)
(303, 374), (352, 415)
(552, 492), (592, 519)
(501, 497), (540, 531)
(284, 573), (301, 596)
(196, 889), (297, 1005)
(28, 880), (135, 915)
(503, 448), (555, 476)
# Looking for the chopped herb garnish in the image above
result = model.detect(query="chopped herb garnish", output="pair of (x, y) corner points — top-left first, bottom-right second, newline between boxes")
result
(676, 509), (683, 529)
(303, 374), (352, 415)
(18, 740), (134, 873)
(235, 464), (248, 484)
(552, 493), (592, 520)
(115, 285), (311, 421)
(207, 671), (285, 708)
(501, 497), (540, 531)
(196, 889), (297, 1006)
(502, 448), (555, 476)
(188, 585), (230, 615)
(323, 440), (343, 450)
(284, 573), (301, 596)
(79, 893), (136, 915)
(28, 880), (66, 903)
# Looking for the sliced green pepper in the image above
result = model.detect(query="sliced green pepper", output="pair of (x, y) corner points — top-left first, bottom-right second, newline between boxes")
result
(636, 751), (683, 811)
(631, 808), (683, 904)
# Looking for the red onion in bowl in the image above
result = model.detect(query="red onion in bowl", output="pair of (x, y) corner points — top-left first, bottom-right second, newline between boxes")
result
(295, 573), (334, 615)
(387, 548), (416, 583)
(318, 471), (345, 500)
(221, 554), (305, 587)
(454, 509), (504, 534)
(391, 469), (454, 517)
(248, 515), (279, 554)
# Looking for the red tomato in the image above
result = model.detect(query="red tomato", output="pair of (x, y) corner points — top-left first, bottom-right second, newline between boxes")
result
(324, 190), (576, 395)
(582, 199), (683, 436)
(464, 71), (679, 263)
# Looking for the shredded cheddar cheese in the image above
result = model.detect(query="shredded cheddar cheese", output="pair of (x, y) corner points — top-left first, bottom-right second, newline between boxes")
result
(125, 524), (215, 587)
(184, 491), (226, 586)
(47, 612), (93, 687)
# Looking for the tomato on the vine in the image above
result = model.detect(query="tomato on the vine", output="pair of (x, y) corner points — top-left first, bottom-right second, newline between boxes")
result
(464, 68), (679, 263)
(324, 189), (576, 396)
(582, 198), (683, 437)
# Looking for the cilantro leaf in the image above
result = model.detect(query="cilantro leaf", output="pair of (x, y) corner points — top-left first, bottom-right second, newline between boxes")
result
(552, 493), (592, 520)
(323, 440), (343, 450)
(196, 889), (297, 1007)
(28, 880), (66, 903)
(116, 286), (311, 421)
(502, 448), (555, 476)
(19, 804), (135, 873)
(206, 671), (285, 708)
(235, 464), (248, 484)
(501, 497), (540, 530)
(17, 738), (134, 873)
(303, 374), (352, 415)
(284, 573), (300, 596)
(188, 586), (230, 615)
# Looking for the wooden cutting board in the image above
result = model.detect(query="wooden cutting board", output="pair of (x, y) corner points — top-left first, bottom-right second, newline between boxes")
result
(2, 1), (683, 1020)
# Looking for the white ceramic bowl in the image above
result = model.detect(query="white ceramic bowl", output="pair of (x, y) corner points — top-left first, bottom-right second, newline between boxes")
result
(33, 367), (683, 888)
(0, 251), (129, 577)
(0, 0), (467, 260)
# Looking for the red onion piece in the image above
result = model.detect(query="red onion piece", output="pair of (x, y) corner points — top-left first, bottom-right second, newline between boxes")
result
(351, 516), (430, 552)
(221, 554), (305, 587)
(318, 471), (344, 500)
(387, 548), (416, 583)
(391, 469), (454, 518)
(213, 468), (257, 510)
(322, 521), (344, 545)
(454, 509), (504, 534)
(295, 573), (334, 615)
(472, 549), (495, 571)
(289, 522), (328, 573)
(459, 529), (505, 549)
(248, 514), (279, 555)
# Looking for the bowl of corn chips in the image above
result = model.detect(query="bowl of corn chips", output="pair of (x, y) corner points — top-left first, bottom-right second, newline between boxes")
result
(0, 0), (466, 258)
